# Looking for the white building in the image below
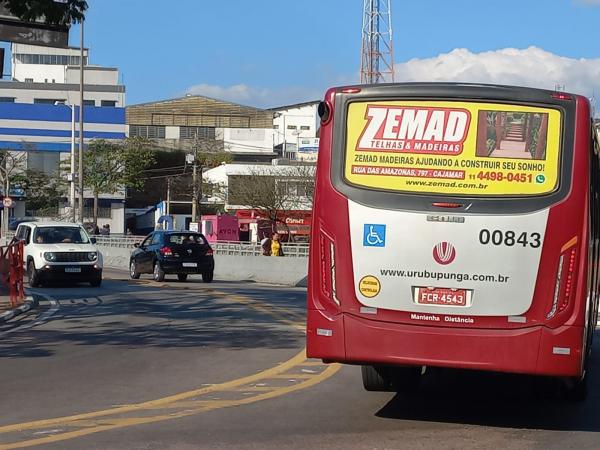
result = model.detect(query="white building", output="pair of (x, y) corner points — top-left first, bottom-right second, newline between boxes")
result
(127, 95), (276, 163)
(8, 43), (125, 107)
(0, 43), (127, 232)
(203, 163), (314, 211)
(270, 101), (320, 160)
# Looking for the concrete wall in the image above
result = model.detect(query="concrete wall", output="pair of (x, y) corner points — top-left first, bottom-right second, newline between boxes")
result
(98, 246), (308, 287)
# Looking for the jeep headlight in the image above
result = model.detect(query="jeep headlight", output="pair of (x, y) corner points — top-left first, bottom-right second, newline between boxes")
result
(87, 252), (98, 261)
(44, 252), (56, 262)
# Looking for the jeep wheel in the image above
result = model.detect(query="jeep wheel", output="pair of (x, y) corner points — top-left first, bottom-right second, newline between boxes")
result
(28, 261), (41, 288)
(90, 272), (103, 287)
(202, 271), (213, 283)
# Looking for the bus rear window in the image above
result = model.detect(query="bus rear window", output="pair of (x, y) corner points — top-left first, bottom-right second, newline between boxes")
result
(344, 100), (562, 196)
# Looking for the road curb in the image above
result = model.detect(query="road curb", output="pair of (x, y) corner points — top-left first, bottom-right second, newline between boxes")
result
(0, 294), (38, 323)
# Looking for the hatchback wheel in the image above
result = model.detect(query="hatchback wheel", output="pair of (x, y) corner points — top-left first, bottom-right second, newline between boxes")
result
(130, 260), (140, 279)
(202, 271), (213, 283)
(153, 262), (165, 282)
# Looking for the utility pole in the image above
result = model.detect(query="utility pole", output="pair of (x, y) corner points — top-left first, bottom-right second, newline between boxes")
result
(360, 0), (395, 84)
(70, 104), (76, 222)
(77, 19), (85, 223)
(166, 177), (171, 216)
(191, 157), (198, 223)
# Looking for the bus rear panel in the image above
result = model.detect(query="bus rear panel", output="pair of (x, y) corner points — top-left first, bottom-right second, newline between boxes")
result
(307, 83), (600, 383)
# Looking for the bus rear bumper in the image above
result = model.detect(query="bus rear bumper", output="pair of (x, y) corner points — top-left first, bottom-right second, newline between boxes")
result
(307, 309), (584, 377)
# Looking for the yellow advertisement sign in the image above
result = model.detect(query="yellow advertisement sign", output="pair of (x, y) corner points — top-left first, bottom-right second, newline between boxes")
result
(345, 101), (562, 196)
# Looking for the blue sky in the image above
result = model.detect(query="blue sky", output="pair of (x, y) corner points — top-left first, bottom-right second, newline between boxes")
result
(65, 0), (600, 108)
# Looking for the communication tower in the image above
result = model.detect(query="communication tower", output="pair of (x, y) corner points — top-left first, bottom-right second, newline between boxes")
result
(360, 0), (395, 84)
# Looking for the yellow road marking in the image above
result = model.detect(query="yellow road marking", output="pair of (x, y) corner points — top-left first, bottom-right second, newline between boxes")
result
(0, 365), (339, 450)
(0, 285), (339, 449)
(0, 348), (307, 434)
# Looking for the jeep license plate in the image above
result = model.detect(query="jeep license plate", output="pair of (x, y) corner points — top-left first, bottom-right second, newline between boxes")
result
(65, 267), (81, 273)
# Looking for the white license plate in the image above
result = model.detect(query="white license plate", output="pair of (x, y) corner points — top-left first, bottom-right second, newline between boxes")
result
(65, 267), (81, 273)
(182, 262), (197, 268)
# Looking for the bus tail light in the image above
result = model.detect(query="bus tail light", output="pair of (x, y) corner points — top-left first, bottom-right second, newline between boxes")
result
(551, 92), (572, 101)
(319, 231), (340, 306)
(432, 202), (463, 209)
(547, 238), (578, 320)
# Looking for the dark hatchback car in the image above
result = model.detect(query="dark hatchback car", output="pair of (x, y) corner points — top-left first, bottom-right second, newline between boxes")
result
(129, 231), (215, 282)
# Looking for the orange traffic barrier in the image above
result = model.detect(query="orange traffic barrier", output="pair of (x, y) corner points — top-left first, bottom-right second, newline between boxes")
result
(0, 239), (25, 307)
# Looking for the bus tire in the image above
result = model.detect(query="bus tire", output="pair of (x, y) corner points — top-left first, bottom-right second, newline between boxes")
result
(394, 366), (423, 393)
(563, 375), (588, 402)
(362, 365), (395, 392)
(361, 365), (421, 392)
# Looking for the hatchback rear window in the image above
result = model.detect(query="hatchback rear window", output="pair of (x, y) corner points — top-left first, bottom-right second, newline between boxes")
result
(167, 234), (206, 245)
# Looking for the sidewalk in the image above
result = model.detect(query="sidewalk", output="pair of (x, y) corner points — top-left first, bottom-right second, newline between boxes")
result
(0, 292), (37, 322)
(0, 293), (12, 314)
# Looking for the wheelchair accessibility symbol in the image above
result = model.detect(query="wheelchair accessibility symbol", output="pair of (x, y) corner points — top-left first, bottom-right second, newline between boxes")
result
(363, 224), (386, 247)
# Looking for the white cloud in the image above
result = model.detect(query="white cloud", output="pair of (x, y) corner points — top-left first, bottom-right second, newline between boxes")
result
(395, 46), (600, 100)
(184, 83), (323, 109)
(186, 47), (600, 110)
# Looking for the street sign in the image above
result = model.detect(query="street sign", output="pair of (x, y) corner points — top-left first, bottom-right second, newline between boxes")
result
(3, 197), (13, 208)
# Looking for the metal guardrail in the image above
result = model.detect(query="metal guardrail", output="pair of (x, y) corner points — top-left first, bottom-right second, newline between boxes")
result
(5, 231), (310, 258)
(93, 235), (309, 257)
(212, 241), (309, 258)
(93, 235), (145, 248)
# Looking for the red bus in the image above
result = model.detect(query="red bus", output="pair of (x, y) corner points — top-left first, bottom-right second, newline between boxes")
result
(306, 83), (600, 399)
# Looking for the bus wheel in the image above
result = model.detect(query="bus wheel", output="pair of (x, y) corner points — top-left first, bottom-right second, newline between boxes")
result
(362, 365), (395, 392)
(361, 365), (421, 392)
(563, 375), (588, 402)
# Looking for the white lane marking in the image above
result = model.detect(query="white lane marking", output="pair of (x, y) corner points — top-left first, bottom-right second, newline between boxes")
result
(1, 292), (60, 335)
(32, 429), (64, 436)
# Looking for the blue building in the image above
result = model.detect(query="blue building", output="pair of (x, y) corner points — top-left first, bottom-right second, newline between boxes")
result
(0, 43), (127, 232)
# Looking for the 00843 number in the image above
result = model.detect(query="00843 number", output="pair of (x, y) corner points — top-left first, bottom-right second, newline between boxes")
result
(479, 229), (541, 248)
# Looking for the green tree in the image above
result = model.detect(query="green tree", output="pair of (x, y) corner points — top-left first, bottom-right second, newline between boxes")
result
(1, 0), (88, 25)
(84, 137), (155, 226)
(12, 169), (65, 215)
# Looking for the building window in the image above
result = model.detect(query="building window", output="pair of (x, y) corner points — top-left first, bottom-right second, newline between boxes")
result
(24, 78), (33, 83)
(287, 125), (297, 130)
(300, 126), (310, 131)
(15, 53), (87, 66)
(130, 125), (166, 139)
(0, 97), (15, 103)
(83, 100), (95, 106)
(34, 98), (66, 104)
(101, 100), (117, 107)
(180, 126), (215, 140)
(273, 125), (279, 129)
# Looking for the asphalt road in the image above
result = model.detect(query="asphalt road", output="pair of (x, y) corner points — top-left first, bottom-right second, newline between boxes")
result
(1, 270), (600, 449)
